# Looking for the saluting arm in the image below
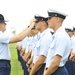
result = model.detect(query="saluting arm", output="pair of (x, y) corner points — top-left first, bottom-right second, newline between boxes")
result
(9, 19), (35, 43)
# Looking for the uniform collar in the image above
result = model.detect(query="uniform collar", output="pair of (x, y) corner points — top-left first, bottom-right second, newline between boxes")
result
(53, 26), (64, 37)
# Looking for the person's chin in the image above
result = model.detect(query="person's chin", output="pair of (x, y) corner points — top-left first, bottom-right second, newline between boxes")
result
(4, 29), (6, 31)
(48, 25), (51, 28)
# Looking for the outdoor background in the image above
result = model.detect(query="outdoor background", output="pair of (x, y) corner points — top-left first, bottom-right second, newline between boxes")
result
(1, 0), (75, 75)
(0, 0), (75, 34)
(9, 43), (23, 75)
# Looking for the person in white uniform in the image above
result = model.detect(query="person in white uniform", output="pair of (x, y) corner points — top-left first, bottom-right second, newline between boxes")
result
(43, 9), (71, 75)
(69, 27), (75, 61)
(70, 27), (75, 62)
(30, 15), (52, 75)
(65, 27), (75, 75)
(21, 28), (38, 75)
(0, 14), (35, 75)
(27, 31), (40, 73)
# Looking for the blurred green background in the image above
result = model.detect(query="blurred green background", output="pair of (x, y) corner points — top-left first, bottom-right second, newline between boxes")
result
(9, 43), (23, 75)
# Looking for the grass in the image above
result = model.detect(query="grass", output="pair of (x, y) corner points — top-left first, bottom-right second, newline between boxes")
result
(9, 43), (23, 75)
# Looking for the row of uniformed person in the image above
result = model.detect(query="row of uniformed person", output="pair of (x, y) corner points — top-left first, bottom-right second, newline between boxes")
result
(65, 27), (75, 75)
(16, 15), (53, 75)
(16, 28), (39, 75)
(16, 9), (75, 75)
(30, 15), (52, 75)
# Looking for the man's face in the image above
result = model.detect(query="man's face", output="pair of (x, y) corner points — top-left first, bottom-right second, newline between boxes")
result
(47, 17), (56, 29)
(67, 31), (73, 37)
(30, 29), (39, 36)
(73, 31), (75, 36)
(0, 22), (6, 31)
(35, 21), (43, 31)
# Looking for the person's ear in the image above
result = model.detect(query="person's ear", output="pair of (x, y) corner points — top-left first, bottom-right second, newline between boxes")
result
(56, 17), (60, 23)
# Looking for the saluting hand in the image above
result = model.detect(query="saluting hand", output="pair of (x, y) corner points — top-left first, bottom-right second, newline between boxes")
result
(29, 19), (35, 29)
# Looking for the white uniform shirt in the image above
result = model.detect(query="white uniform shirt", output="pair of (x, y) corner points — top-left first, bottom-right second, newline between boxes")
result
(28, 36), (34, 50)
(33, 28), (52, 63)
(46, 27), (71, 68)
(29, 36), (37, 50)
(71, 35), (75, 53)
(21, 37), (28, 49)
(31, 32), (40, 56)
(0, 30), (12, 60)
(25, 37), (33, 53)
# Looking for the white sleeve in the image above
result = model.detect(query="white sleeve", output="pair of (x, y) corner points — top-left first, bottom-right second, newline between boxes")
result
(71, 37), (75, 53)
(54, 37), (67, 57)
(0, 31), (12, 43)
(39, 36), (52, 57)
